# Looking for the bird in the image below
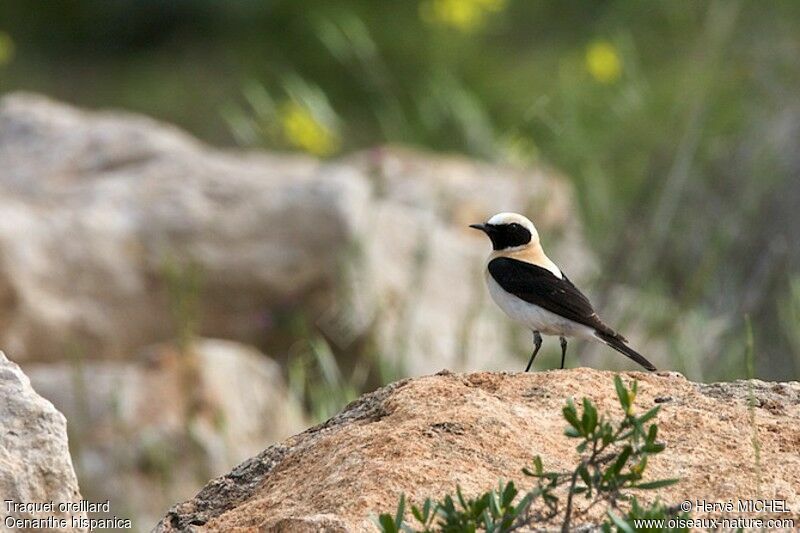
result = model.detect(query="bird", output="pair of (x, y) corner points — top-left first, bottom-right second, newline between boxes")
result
(469, 212), (656, 372)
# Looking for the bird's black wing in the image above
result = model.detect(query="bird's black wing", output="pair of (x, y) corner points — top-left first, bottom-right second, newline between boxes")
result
(488, 257), (657, 371)
(487, 257), (613, 335)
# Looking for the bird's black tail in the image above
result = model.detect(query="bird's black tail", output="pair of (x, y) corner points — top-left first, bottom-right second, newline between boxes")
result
(595, 331), (657, 371)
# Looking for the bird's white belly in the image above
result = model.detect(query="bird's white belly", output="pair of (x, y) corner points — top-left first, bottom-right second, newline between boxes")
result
(487, 275), (596, 339)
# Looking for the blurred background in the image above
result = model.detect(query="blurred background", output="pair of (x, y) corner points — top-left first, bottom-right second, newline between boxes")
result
(1, 0), (799, 529)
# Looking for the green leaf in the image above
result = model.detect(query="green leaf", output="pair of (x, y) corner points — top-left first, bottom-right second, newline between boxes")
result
(565, 426), (582, 438)
(632, 418), (645, 438)
(617, 429), (634, 441)
(643, 442), (665, 454)
(638, 406), (660, 426)
(394, 494), (405, 528)
(647, 423), (658, 443)
(602, 425), (614, 445)
(609, 445), (632, 478)
(632, 456), (648, 477)
(534, 455), (544, 475)
(513, 491), (533, 517)
(614, 375), (630, 410)
(563, 398), (582, 434)
(378, 514), (397, 533)
(578, 464), (592, 491)
(483, 510), (494, 532)
(502, 480), (517, 507)
(441, 495), (455, 514)
(606, 510), (636, 533)
(456, 486), (468, 510)
(633, 478), (680, 490)
(473, 494), (490, 517)
(582, 397), (598, 434)
(489, 488), (500, 515)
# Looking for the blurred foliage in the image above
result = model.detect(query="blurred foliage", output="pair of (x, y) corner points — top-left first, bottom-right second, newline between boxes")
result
(1, 0), (799, 380)
(0, 31), (13, 66)
(288, 334), (362, 422)
(162, 258), (203, 354)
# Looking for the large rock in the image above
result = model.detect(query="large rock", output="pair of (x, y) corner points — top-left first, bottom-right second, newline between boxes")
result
(0, 92), (370, 362)
(157, 369), (800, 531)
(0, 351), (86, 531)
(0, 93), (596, 375)
(25, 338), (307, 530)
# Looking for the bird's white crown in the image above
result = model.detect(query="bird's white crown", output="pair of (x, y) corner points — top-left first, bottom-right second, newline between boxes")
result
(487, 212), (537, 237)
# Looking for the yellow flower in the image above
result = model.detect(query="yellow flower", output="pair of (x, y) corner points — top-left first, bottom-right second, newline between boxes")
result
(420, 0), (506, 32)
(501, 133), (538, 166)
(279, 101), (339, 157)
(0, 32), (15, 67)
(585, 41), (622, 84)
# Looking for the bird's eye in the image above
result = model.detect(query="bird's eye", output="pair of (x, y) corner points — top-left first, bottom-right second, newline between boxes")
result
(509, 223), (520, 230)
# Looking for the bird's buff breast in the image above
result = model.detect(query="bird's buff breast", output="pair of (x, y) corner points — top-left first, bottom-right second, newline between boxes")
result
(486, 273), (594, 339)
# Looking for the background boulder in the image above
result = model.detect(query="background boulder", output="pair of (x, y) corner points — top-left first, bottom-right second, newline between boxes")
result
(0, 93), (369, 363)
(25, 338), (306, 528)
(0, 94), (592, 376)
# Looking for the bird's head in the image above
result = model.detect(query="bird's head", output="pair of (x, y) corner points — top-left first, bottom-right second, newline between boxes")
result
(469, 212), (539, 251)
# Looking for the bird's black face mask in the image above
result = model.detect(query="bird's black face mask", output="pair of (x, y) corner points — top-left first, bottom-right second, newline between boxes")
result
(469, 222), (532, 250)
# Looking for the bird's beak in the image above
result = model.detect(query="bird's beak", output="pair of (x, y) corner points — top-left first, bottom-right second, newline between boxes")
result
(469, 223), (488, 232)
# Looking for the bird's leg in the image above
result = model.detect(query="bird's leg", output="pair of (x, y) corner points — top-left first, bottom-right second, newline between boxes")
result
(525, 331), (542, 372)
(559, 336), (568, 369)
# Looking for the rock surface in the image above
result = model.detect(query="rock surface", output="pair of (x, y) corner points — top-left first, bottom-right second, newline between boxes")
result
(157, 368), (800, 531)
(0, 351), (86, 531)
(0, 92), (369, 363)
(25, 338), (307, 529)
(0, 93), (594, 376)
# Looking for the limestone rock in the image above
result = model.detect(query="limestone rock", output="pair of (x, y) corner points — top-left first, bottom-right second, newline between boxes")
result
(25, 339), (306, 529)
(0, 94), (596, 375)
(0, 351), (86, 531)
(0, 92), (370, 362)
(156, 368), (800, 531)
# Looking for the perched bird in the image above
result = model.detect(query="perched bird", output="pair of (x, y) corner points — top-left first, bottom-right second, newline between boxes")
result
(470, 212), (656, 372)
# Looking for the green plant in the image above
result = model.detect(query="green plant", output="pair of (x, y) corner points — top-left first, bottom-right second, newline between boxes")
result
(162, 257), (203, 354)
(604, 499), (687, 533)
(378, 376), (686, 532)
(778, 276), (800, 378)
(287, 334), (361, 422)
(744, 315), (762, 497)
(379, 482), (532, 533)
